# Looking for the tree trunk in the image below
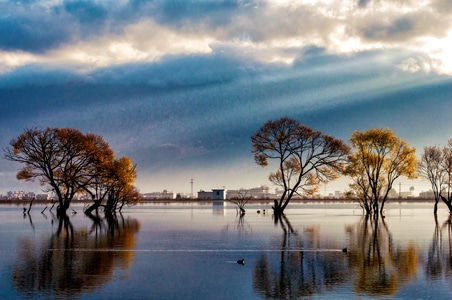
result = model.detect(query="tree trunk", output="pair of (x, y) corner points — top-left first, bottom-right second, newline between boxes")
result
(273, 192), (293, 214)
(440, 195), (452, 213)
(272, 200), (285, 214)
(434, 200), (438, 215)
(379, 200), (386, 216)
(27, 198), (34, 214)
(118, 201), (125, 212)
(56, 201), (70, 218)
(49, 201), (56, 212)
(85, 199), (103, 216)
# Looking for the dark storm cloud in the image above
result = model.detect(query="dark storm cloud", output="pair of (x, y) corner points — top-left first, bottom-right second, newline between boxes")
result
(0, 0), (110, 53)
(63, 0), (108, 23)
(0, 50), (269, 90)
(357, 0), (371, 8)
(361, 17), (413, 41)
(89, 53), (265, 86)
(359, 13), (450, 42)
(155, 0), (242, 24)
(0, 14), (69, 53)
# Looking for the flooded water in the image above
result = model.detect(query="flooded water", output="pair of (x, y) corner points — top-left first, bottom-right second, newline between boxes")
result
(1, 201), (451, 299)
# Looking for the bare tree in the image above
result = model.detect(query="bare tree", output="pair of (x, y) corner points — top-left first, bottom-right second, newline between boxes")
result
(418, 146), (446, 214)
(228, 189), (251, 214)
(439, 140), (452, 212)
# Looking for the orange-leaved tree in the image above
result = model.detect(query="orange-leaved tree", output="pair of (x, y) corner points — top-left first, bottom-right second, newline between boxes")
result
(105, 156), (139, 213)
(251, 117), (350, 213)
(3, 127), (135, 216)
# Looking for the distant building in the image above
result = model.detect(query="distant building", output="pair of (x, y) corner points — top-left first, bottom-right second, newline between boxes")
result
(212, 189), (225, 200)
(196, 189), (226, 200)
(226, 189), (250, 199)
(197, 190), (213, 199)
(328, 191), (345, 198)
(142, 190), (174, 200)
(227, 186), (275, 199)
(419, 190), (435, 199)
(6, 191), (35, 200)
(36, 194), (51, 200)
(249, 186), (271, 198)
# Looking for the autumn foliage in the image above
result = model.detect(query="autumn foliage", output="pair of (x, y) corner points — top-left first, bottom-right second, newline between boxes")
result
(4, 127), (139, 216)
(251, 117), (350, 213)
(344, 128), (417, 215)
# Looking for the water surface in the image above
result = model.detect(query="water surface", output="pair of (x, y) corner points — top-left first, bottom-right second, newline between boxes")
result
(1, 201), (451, 299)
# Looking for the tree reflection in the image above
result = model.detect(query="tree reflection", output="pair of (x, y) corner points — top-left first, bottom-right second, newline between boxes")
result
(222, 212), (252, 233)
(12, 214), (140, 298)
(347, 216), (417, 296)
(253, 214), (349, 298)
(426, 214), (452, 279)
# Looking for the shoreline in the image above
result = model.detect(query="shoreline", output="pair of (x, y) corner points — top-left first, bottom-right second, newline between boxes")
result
(0, 197), (436, 206)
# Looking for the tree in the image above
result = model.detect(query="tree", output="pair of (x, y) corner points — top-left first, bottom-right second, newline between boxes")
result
(83, 156), (139, 215)
(418, 146), (447, 214)
(439, 140), (452, 212)
(228, 189), (251, 214)
(344, 128), (417, 216)
(105, 157), (140, 213)
(251, 117), (350, 213)
(4, 127), (118, 216)
(420, 140), (452, 214)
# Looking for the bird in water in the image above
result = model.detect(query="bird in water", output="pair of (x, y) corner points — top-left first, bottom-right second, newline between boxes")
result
(237, 259), (245, 265)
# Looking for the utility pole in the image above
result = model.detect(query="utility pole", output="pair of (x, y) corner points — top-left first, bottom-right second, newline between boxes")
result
(191, 179), (194, 199)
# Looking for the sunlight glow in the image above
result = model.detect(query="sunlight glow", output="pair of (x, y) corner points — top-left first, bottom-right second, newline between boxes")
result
(418, 30), (452, 75)
(0, 51), (38, 73)
(108, 42), (150, 62)
(39, 20), (214, 71)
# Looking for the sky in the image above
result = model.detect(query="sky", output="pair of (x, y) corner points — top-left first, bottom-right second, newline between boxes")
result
(0, 0), (451, 196)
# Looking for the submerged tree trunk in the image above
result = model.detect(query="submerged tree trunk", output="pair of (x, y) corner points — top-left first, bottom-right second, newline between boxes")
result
(27, 198), (34, 214)
(105, 194), (116, 214)
(56, 200), (71, 218)
(273, 200), (285, 214)
(118, 200), (125, 212)
(379, 201), (385, 216)
(49, 201), (56, 212)
(440, 195), (452, 213)
(273, 192), (293, 214)
(84, 199), (103, 216)
(434, 199), (439, 215)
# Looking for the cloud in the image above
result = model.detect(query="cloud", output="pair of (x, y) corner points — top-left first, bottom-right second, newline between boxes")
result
(433, 0), (452, 13)
(357, 0), (371, 8)
(0, 11), (69, 53)
(63, 0), (108, 24)
(0, 58), (451, 195)
(0, 0), (451, 75)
